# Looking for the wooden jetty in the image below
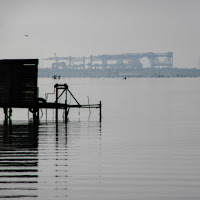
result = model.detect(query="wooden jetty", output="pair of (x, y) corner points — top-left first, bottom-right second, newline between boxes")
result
(0, 59), (102, 123)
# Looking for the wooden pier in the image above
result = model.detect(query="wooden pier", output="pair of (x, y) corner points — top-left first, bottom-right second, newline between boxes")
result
(31, 83), (102, 123)
(0, 59), (102, 123)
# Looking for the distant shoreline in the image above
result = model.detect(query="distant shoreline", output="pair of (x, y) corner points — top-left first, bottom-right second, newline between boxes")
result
(38, 68), (200, 78)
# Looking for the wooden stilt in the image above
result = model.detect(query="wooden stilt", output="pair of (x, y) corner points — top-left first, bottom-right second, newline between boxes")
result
(65, 86), (68, 123)
(8, 108), (12, 120)
(3, 108), (8, 122)
(65, 101), (67, 123)
(55, 84), (58, 123)
(100, 101), (102, 122)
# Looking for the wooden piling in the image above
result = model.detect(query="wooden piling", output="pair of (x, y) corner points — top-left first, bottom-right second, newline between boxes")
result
(100, 101), (102, 121)
(8, 108), (12, 120)
(65, 85), (68, 123)
(65, 100), (67, 123)
(3, 108), (8, 122)
(55, 84), (58, 123)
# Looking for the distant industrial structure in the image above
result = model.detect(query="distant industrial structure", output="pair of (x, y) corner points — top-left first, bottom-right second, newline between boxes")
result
(44, 52), (173, 70)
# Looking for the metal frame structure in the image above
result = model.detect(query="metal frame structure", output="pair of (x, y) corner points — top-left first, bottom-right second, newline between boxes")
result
(42, 84), (102, 123)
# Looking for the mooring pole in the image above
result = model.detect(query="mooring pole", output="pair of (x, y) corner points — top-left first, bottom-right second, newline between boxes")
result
(36, 110), (39, 120)
(100, 101), (102, 121)
(64, 84), (68, 123)
(8, 108), (12, 120)
(65, 89), (67, 123)
(65, 100), (67, 123)
(33, 112), (36, 122)
(55, 84), (58, 123)
(3, 107), (8, 123)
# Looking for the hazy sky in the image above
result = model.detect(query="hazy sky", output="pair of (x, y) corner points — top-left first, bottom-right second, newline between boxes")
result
(0, 0), (200, 68)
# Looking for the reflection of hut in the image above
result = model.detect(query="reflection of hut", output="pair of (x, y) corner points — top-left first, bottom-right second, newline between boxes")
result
(0, 123), (38, 150)
(0, 122), (38, 198)
(0, 59), (38, 119)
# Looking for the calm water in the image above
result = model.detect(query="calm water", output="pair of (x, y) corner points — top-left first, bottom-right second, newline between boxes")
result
(1, 77), (200, 200)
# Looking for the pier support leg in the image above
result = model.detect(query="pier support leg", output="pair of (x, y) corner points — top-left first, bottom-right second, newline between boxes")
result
(33, 112), (36, 123)
(36, 111), (39, 120)
(99, 101), (102, 122)
(65, 87), (68, 123)
(33, 110), (39, 124)
(55, 84), (58, 123)
(3, 107), (8, 121)
(8, 108), (12, 120)
(64, 90), (68, 123)
(3, 108), (8, 125)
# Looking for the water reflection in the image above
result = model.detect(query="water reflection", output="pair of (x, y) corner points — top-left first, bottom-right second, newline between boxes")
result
(0, 120), (38, 199)
(0, 119), (102, 199)
(37, 120), (102, 199)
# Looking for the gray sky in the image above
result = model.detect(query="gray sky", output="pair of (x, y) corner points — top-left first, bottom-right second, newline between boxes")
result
(0, 0), (200, 68)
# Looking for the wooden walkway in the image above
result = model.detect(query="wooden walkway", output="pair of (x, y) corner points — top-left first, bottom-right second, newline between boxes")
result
(3, 83), (102, 123)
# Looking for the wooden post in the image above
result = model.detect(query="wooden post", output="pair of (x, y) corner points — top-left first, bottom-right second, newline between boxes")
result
(55, 84), (58, 123)
(46, 108), (47, 122)
(65, 100), (67, 123)
(33, 112), (36, 123)
(8, 108), (12, 120)
(99, 101), (102, 121)
(33, 105), (39, 124)
(36, 110), (39, 120)
(65, 85), (68, 123)
(3, 108), (8, 124)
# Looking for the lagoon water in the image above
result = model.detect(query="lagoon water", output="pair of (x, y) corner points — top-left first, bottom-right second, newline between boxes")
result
(1, 77), (200, 199)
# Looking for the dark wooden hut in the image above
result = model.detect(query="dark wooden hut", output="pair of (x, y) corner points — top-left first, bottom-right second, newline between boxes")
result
(0, 59), (38, 108)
